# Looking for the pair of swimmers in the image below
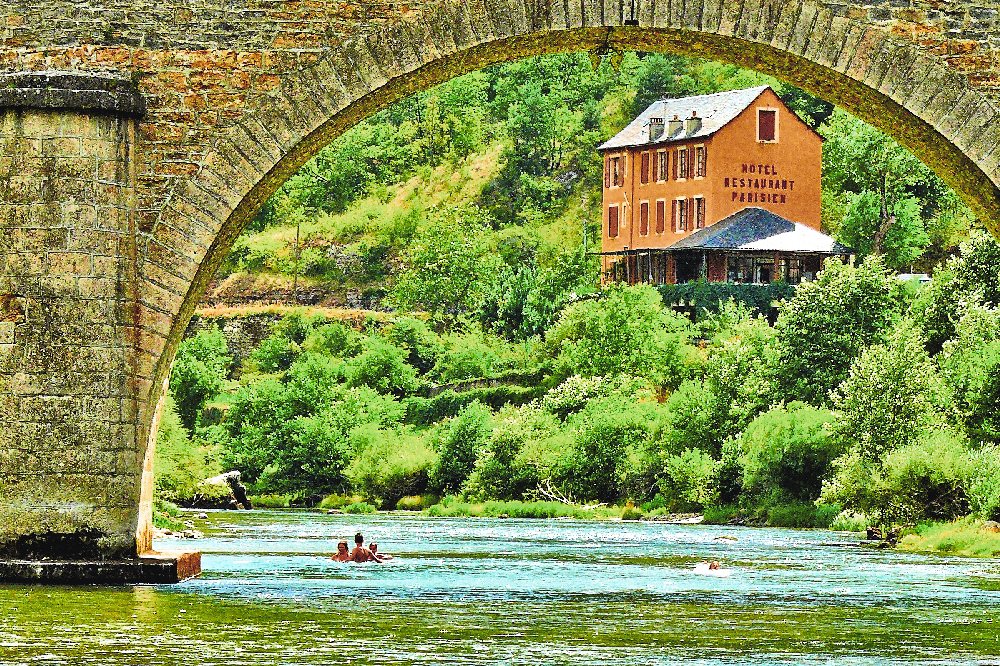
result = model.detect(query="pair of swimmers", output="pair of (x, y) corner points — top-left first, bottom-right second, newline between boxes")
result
(332, 532), (391, 563)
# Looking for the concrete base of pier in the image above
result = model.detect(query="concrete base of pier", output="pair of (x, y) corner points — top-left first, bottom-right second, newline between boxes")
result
(0, 551), (201, 584)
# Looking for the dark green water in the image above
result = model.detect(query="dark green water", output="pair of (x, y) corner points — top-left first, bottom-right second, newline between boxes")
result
(3, 511), (1000, 665)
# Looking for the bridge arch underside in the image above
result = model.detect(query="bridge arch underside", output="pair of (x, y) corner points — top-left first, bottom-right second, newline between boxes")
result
(3, 0), (1000, 566)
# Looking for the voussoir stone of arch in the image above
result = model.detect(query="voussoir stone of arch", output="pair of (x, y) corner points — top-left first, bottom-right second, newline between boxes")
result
(2, 0), (1000, 569)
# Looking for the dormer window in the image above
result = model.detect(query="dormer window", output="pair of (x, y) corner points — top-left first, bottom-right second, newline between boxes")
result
(757, 109), (778, 143)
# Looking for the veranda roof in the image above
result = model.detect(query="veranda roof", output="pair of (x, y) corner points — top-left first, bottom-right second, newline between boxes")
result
(667, 207), (852, 254)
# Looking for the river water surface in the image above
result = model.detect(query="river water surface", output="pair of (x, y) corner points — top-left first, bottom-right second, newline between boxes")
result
(3, 511), (1000, 665)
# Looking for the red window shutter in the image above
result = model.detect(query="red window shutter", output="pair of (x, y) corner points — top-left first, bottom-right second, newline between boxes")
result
(656, 200), (665, 233)
(687, 150), (694, 179)
(640, 152), (650, 184)
(699, 145), (707, 177)
(609, 206), (619, 237)
(616, 157), (624, 186)
(697, 199), (706, 228)
(639, 202), (649, 236)
(759, 110), (776, 141)
(672, 150), (678, 180)
(671, 200), (678, 232)
(604, 156), (610, 188)
(687, 198), (694, 229)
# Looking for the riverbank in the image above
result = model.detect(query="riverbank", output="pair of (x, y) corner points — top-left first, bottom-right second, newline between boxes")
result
(898, 519), (1000, 558)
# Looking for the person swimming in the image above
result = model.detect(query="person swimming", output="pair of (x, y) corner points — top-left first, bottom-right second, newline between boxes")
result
(331, 541), (351, 562)
(370, 542), (393, 560)
(350, 532), (382, 563)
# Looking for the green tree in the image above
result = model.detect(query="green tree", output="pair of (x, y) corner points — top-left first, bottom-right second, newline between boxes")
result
(169, 326), (232, 432)
(771, 256), (899, 405)
(938, 305), (1000, 445)
(820, 109), (935, 259)
(429, 401), (493, 494)
(839, 192), (928, 269)
(735, 402), (839, 501)
(830, 322), (944, 460)
(392, 206), (496, 321)
(549, 284), (694, 386)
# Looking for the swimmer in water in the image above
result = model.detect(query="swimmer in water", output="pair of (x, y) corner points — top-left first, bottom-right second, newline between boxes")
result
(331, 541), (351, 562)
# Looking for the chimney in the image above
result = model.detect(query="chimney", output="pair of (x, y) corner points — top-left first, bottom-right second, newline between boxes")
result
(667, 114), (683, 137)
(648, 117), (665, 142)
(685, 110), (702, 135)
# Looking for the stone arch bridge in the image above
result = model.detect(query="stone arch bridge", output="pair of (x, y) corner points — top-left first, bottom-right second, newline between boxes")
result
(1, 0), (999, 575)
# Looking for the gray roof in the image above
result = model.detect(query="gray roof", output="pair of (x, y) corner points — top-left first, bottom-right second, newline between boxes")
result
(599, 86), (770, 151)
(668, 207), (852, 254)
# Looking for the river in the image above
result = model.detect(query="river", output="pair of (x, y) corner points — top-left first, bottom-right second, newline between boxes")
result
(2, 511), (1000, 665)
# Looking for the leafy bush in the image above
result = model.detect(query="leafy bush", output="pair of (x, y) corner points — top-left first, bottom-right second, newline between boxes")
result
(831, 322), (944, 460)
(402, 385), (541, 425)
(938, 305), (1000, 445)
(303, 322), (363, 357)
(549, 284), (695, 387)
(771, 256), (898, 406)
(659, 448), (719, 511)
(766, 502), (840, 529)
(734, 402), (838, 502)
(248, 333), (299, 373)
(155, 396), (221, 504)
(432, 333), (501, 382)
(829, 509), (868, 532)
(250, 494), (295, 508)
(429, 401), (493, 494)
(396, 494), (439, 511)
(345, 427), (437, 507)
(385, 317), (440, 373)
(170, 326), (232, 431)
(344, 338), (418, 395)
(541, 375), (611, 420)
(344, 501), (378, 514)
(658, 380), (726, 457)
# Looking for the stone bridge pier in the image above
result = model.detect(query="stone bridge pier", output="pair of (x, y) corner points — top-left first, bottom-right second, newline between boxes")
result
(0, 74), (198, 583)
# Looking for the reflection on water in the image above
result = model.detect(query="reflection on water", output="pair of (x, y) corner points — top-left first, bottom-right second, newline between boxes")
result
(3, 512), (1000, 664)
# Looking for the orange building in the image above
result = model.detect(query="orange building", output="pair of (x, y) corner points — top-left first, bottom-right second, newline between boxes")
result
(598, 86), (850, 285)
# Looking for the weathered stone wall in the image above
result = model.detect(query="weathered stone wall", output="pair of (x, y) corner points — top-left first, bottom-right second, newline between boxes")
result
(0, 99), (144, 559)
(3, 0), (1000, 561)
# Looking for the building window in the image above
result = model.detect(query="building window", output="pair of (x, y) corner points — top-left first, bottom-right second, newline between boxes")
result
(673, 197), (687, 231)
(758, 109), (777, 142)
(608, 155), (624, 186)
(676, 147), (688, 180)
(657, 150), (668, 182)
(608, 205), (619, 238)
(695, 145), (706, 177)
(655, 199), (665, 233)
(640, 152), (650, 184)
(639, 201), (649, 236)
(694, 197), (705, 229)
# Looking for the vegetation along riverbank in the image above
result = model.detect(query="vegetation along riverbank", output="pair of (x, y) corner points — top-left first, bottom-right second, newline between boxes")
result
(155, 52), (1000, 558)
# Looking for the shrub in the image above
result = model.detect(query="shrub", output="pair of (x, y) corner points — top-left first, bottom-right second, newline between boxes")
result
(549, 283), (695, 387)
(561, 397), (657, 502)
(734, 402), (839, 502)
(658, 380), (726, 457)
(343, 501), (378, 514)
(250, 494), (295, 508)
(463, 405), (561, 500)
(621, 503), (646, 521)
(170, 326), (232, 431)
(385, 317), (440, 374)
(429, 401), (493, 494)
(541, 375), (611, 420)
(938, 305), (1000, 445)
(659, 448), (719, 511)
(344, 338), (417, 395)
(303, 322), (363, 357)
(395, 494), (439, 511)
(318, 493), (365, 509)
(402, 385), (541, 425)
(431, 333), (501, 382)
(771, 256), (898, 406)
(248, 333), (299, 373)
(345, 427), (437, 507)
(968, 446), (1000, 521)
(155, 396), (221, 504)
(831, 322), (945, 460)
(829, 509), (868, 532)
(765, 502), (840, 529)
